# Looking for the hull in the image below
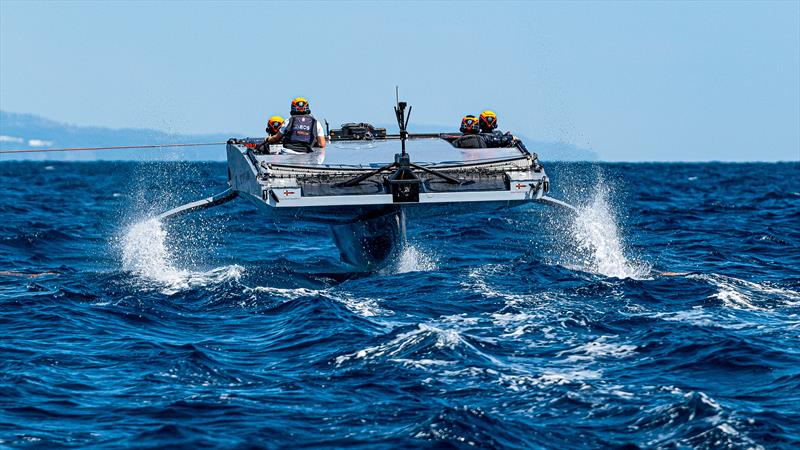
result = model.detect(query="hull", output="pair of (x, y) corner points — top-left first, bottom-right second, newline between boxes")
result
(226, 139), (551, 270)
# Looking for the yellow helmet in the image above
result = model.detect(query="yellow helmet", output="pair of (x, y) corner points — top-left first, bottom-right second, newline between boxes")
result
(291, 97), (311, 115)
(479, 110), (497, 132)
(460, 115), (479, 134)
(266, 115), (284, 135)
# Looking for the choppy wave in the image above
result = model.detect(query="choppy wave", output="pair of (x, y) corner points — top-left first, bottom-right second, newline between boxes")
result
(692, 273), (800, 310)
(2, 161), (799, 448)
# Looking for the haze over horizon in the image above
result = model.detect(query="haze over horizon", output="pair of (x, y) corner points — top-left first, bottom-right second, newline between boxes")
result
(1, 1), (798, 162)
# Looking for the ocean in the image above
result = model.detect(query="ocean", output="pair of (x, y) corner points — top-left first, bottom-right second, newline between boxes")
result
(1, 161), (798, 448)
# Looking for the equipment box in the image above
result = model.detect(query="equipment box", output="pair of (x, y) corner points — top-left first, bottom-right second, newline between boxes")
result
(330, 123), (387, 140)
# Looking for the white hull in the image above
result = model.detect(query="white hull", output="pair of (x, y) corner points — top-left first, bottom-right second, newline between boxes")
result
(224, 138), (558, 270)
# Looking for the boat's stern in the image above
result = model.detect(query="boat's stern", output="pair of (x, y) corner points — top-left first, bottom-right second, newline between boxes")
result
(225, 136), (555, 270)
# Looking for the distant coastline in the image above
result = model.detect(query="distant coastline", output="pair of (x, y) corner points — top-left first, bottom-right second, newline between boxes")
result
(1, 110), (600, 162)
(5, 110), (797, 163)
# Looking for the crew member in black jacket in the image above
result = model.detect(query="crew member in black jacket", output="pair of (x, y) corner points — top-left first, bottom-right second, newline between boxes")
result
(478, 110), (517, 148)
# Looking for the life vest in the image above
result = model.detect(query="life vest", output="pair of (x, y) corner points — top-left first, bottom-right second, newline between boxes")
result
(283, 115), (318, 148)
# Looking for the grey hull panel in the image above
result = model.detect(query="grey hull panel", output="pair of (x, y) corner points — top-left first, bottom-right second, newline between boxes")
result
(238, 195), (530, 223)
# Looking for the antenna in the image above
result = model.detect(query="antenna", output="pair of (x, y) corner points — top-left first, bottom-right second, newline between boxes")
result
(394, 86), (411, 156)
(333, 87), (460, 190)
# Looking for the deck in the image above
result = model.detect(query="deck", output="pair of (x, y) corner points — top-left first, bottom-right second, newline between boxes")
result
(252, 137), (526, 168)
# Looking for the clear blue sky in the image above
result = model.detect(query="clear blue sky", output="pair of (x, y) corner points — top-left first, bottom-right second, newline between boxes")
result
(1, 1), (798, 161)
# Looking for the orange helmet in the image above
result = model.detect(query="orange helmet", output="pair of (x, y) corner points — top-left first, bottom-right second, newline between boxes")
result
(460, 115), (479, 134)
(266, 115), (284, 135)
(479, 110), (497, 132)
(290, 97), (311, 115)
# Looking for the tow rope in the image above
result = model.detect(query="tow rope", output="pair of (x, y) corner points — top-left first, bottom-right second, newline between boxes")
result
(0, 141), (227, 154)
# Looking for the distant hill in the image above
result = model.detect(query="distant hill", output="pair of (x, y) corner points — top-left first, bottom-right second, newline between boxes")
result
(1, 111), (597, 161)
(514, 139), (598, 162)
(0, 111), (233, 161)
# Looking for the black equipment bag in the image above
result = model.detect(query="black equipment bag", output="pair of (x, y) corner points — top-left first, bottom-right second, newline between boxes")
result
(331, 123), (387, 140)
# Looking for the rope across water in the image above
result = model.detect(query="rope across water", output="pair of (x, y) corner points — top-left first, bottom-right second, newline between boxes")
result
(0, 142), (227, 154)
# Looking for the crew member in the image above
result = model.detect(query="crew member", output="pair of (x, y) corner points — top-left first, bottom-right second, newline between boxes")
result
(478, 110), (517, 148)
(267, 97), (327, 152)
(460, 115), (480, 134)
(266, 115), (284, 137)
(254, 115), (285, 153)
(450, 115), (487, 148)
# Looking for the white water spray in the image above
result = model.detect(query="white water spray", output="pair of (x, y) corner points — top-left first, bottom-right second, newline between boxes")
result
(393, 244), (438, 274)
(565, 185), (650, 279)
(121, 218), (242, 294)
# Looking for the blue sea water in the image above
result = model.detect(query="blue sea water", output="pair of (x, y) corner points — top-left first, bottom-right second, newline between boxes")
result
(1, 160), (799, 449)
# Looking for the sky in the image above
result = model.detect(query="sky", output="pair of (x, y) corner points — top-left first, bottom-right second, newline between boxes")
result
(1, 1), (798, 161)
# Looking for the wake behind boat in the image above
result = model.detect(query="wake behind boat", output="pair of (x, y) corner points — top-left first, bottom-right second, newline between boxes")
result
(159, 95), (575, 270)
